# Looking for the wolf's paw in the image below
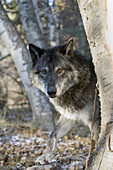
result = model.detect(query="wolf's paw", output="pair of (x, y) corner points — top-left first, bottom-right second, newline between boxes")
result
(36, 152), (54, 165)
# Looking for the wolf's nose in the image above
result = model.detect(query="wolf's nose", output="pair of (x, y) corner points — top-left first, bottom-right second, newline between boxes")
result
(47, 87), (57, 98)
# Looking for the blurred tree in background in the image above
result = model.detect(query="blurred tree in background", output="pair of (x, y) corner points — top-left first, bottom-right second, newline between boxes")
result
(0, 0), (89, 130)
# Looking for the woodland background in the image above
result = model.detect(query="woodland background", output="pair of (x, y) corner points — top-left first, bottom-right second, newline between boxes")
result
(0, 0), (113, 169)
(0, 0), (89, 127)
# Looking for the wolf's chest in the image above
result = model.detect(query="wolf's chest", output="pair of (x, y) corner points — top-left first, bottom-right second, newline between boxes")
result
(50, 98), (92, 128)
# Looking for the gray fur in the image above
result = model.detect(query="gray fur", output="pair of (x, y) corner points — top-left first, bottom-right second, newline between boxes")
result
(29, 38), (100, 164)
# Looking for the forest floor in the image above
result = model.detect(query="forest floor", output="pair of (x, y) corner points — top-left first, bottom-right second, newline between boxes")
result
(0, 122), (91, 170)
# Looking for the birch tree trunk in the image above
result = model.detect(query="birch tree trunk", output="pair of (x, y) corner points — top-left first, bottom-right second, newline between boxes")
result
(17, 0), (55, 130)
(53, 0), (60, 46)
(77, 0), (113, 169)
(32, 0), (44, 35)
(43, 0), (59, 46)
(17, 0), (46, 47)
(0, 2), (54, 131)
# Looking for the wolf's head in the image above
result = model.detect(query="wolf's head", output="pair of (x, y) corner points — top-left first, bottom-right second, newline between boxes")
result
(29, 38), (79, 98)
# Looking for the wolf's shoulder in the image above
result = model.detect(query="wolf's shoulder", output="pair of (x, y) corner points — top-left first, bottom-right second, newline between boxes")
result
(73, 50), (92, 62)
(73, 50), (95, 72)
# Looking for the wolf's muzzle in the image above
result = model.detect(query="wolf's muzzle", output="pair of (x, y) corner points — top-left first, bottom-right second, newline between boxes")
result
(47, 86), (57, 98)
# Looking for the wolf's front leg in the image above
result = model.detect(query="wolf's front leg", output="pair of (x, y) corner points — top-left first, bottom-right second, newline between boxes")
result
(36, 115), (75, 164)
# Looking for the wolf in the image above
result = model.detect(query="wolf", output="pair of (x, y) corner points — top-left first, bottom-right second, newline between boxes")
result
(29, 38), (100, 164)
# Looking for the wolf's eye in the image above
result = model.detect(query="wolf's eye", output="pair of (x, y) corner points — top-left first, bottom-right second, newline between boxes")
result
(56, 68), (63, 74)
(41, 70), (47, 75)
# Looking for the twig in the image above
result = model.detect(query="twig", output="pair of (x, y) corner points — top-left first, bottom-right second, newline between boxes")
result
(58, 156), (86, 164)
(0, 54), (10, 61)
(6, 10), (18, 14)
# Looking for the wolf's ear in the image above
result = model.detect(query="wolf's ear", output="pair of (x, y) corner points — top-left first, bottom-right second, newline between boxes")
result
(60, 38), (73, 57)
(29, 44), (46, 65)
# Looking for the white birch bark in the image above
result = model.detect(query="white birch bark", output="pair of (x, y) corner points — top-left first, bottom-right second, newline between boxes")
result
(44, 0), (55, 46)
(77, 0), (113, 169)
(53, 0), (60, 45)
(0, 37), (9, 60)
(43, 0), (59, 46)
(0, 2), (54, 131)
